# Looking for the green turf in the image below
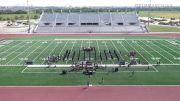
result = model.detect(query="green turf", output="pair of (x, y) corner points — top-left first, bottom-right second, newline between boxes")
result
(0, 65), (180, 85)
(139, 11), (180, 19)
(0, 36), (180, 85)
(149, 25), (180, 32)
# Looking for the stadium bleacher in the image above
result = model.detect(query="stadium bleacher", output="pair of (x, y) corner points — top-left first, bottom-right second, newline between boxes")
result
(35, 12), (146, 33)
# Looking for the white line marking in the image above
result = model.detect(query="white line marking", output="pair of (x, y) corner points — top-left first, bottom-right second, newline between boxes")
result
(80, 40), (83, 49)
(5, 41), (38, 65)
(111, 40), (124, 60)
(0, 41), (23, 56)
(33, 41), (54, 63)
(96, 40), (102, 64)
(66, 40), (76, 64)
(18, 41), (44, 65)
(125, 40), (150, 64)
(21, 66), (28, 73)
(0, 64), (180, 67)
(59, 40), (69, 56)
(158, 40), (180, 55)
(41, 41), (59, 64)
(3, 42), (27, 62)
(151, 41), (177, 58)
(118, 41), (129, 53)
(125, 41), (159, 72)
(22, 71), (158, 74)
(143, 40), (174, 64)
(104, 41), (114, 64)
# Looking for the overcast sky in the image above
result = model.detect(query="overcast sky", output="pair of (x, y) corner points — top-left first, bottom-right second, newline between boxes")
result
(0, 0), (180, 7)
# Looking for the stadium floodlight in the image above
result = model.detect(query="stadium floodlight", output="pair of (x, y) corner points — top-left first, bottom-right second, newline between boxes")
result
(108, 9), (111, 13)
(148, 0), (152, 26)
(79, 8), (82, 13)
(116, 9), (119, 13)
(61, 9), (63, 13)
(97, 8), (99, 13)
(51, 9), (54, 14)
(27, 0), (30, 33)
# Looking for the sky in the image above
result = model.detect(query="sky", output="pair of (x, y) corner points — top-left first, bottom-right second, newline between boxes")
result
(0, 0), (180, 7)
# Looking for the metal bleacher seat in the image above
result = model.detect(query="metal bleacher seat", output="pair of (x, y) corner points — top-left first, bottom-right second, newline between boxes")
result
(34, 12), (145, 33)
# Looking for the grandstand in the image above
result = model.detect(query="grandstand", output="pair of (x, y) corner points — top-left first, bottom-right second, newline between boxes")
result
(34, 12), (147, 33)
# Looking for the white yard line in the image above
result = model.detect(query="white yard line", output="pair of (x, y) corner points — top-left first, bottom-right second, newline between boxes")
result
(151, 41), (177, 58)
(125, 40), (150, 64)
(80, 40), (83, 49)
(41, 43), (59, 64)
(17, 41), (44, 65)
(66, 40), (76, 64)
(78, 40), (83, 61)
(49, 42), (59, 55)
(127, 40), (159, 71)
(89, 40), (90, 47)
(33, 41), (54, 63)
(118, 41), (129, 53)
(0, 41), (23, 56)
(96, 40), (102, 64)
(40, 41), (60, 64)
(1, 63), (180, 67)
(175, 40), (180, 43)
(136, 41), (154, 58)
(158, 40), (180, 55)
(3, 42), (27, 60)
(137, 43), (159, 68)
(5, 41), (39, 65)
(96, 40), (101, 53)
(0, 41), (17, 52)
(21, 66), (28, 73)
(143, 41), (174, 64)
(117, 40), (130, 61)
(152, 66), (159, 72)
(59, 40), (69, 56)
(104, 41), (114, 64)
(22, 70), (158, 74)
(111, 40), (124, 60)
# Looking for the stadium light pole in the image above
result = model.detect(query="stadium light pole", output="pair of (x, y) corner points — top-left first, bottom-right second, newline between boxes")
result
(61, 9), (63, 13)
(148, 0), (152, 26)
(27, 0), (31, 33)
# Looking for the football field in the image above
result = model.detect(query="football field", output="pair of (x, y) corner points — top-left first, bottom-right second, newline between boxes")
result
(0, 36), (179, 65)
(0, 35), (180, 85)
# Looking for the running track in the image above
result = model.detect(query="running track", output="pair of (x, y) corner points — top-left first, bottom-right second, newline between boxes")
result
(0, 33), (180, 38)
(0, 33), (180, 101)
(0, 86), (180, 101)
